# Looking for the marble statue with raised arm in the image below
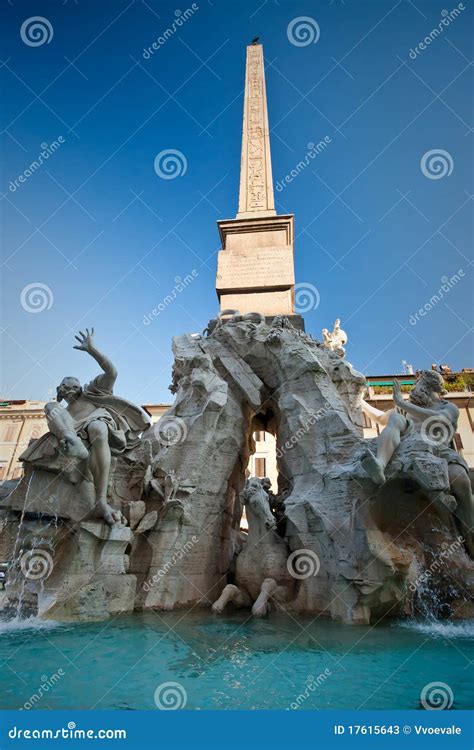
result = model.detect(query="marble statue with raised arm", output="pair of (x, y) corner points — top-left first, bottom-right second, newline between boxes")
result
(360, 370), (473, 554)
(321, 318), (347, 356)
(20, 329), (151, 526)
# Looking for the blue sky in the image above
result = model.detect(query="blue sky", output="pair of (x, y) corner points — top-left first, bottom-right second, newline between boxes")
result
(1, 0), (473, 405)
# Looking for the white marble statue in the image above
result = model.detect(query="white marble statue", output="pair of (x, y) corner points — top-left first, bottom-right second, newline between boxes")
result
(322, 318), (347, 356)
(20, 329), (151, 525)
(360, 370), (473, 554)
(212, 478), (294, 616)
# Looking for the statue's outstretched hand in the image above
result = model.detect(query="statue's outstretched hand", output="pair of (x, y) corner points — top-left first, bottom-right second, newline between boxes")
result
(392, 379), (404, 408)
(73, 328), (95, 352)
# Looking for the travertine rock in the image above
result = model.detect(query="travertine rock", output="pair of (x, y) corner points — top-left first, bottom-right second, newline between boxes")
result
(143, 316), (473, 623)
(128, 500), (147, 530)
(0, 443), (150, 622)
(1, 316), (472, 625)
(135, 511), (158, 534)
(2, 518), (135, 621)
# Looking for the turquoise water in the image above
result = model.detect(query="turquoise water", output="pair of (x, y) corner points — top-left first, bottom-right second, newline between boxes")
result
(0, 611), (472, 710)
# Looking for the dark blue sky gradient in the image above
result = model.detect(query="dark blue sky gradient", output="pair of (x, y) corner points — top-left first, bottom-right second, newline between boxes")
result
(1, 0), (473, 404)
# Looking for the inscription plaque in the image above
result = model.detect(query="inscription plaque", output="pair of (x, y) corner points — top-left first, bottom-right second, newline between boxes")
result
(216, 246), (294, 291)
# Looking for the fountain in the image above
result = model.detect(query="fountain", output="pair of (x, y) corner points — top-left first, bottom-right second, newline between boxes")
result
(0, 318), (472, 628)
(0, 40), (472, 633)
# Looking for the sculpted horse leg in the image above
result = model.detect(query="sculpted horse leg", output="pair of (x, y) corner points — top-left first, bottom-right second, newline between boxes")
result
(251, 579), (294, 616)
(212, 584), (252, 613)
(251, 578), (278, 616)
(213, 479), (295, 616)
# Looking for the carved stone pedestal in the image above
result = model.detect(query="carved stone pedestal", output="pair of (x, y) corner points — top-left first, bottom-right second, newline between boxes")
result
(3, 517), (136, 622)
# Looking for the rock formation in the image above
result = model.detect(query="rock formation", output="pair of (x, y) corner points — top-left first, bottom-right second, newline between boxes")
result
(1, 316), (472, 624)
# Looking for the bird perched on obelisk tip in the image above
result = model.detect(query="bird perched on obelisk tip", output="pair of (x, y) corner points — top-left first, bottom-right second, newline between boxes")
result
(251, 37), (260, 45)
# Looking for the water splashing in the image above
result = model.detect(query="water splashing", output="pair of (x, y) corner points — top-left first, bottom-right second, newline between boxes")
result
(402, 540), (466, 634)
(399, 619), (474, 639)
(1, 472), (60, 625)
(0, 616), (60, 635)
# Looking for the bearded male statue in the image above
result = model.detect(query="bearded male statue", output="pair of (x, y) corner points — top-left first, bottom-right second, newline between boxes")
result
(20, 329), (151, 525)
(360, 370), (473, 556)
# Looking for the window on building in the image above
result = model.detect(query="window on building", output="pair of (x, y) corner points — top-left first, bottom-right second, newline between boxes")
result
(248, 427), (277, 486)
(254, 458), (266, 478)
(244, 427), (278, 530)
(2, 423), (20, 443)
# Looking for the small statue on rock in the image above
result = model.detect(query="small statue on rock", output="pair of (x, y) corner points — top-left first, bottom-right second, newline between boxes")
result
(321, 318), (347, 356)
(20, 329), (151, 525)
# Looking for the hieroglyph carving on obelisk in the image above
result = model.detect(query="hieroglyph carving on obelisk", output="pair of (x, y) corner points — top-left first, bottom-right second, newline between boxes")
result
(237, 44), (276, 218)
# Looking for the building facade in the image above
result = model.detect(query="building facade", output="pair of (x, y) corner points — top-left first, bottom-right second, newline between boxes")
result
(0, 400), (49, 481)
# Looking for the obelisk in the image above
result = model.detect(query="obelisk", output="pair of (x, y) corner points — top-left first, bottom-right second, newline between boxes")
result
(236, 42), (276, 219)
(216, 43), (298, 322)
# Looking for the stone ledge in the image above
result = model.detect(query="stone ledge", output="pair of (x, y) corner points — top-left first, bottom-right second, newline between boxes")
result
(80, 521), (132, 542)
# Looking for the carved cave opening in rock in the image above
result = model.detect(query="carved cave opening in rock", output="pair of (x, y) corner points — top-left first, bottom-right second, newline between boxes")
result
(238, 407), (290, 538)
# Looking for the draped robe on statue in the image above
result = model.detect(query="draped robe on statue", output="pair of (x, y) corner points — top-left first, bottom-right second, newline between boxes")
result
(20, 376), (151, 463)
